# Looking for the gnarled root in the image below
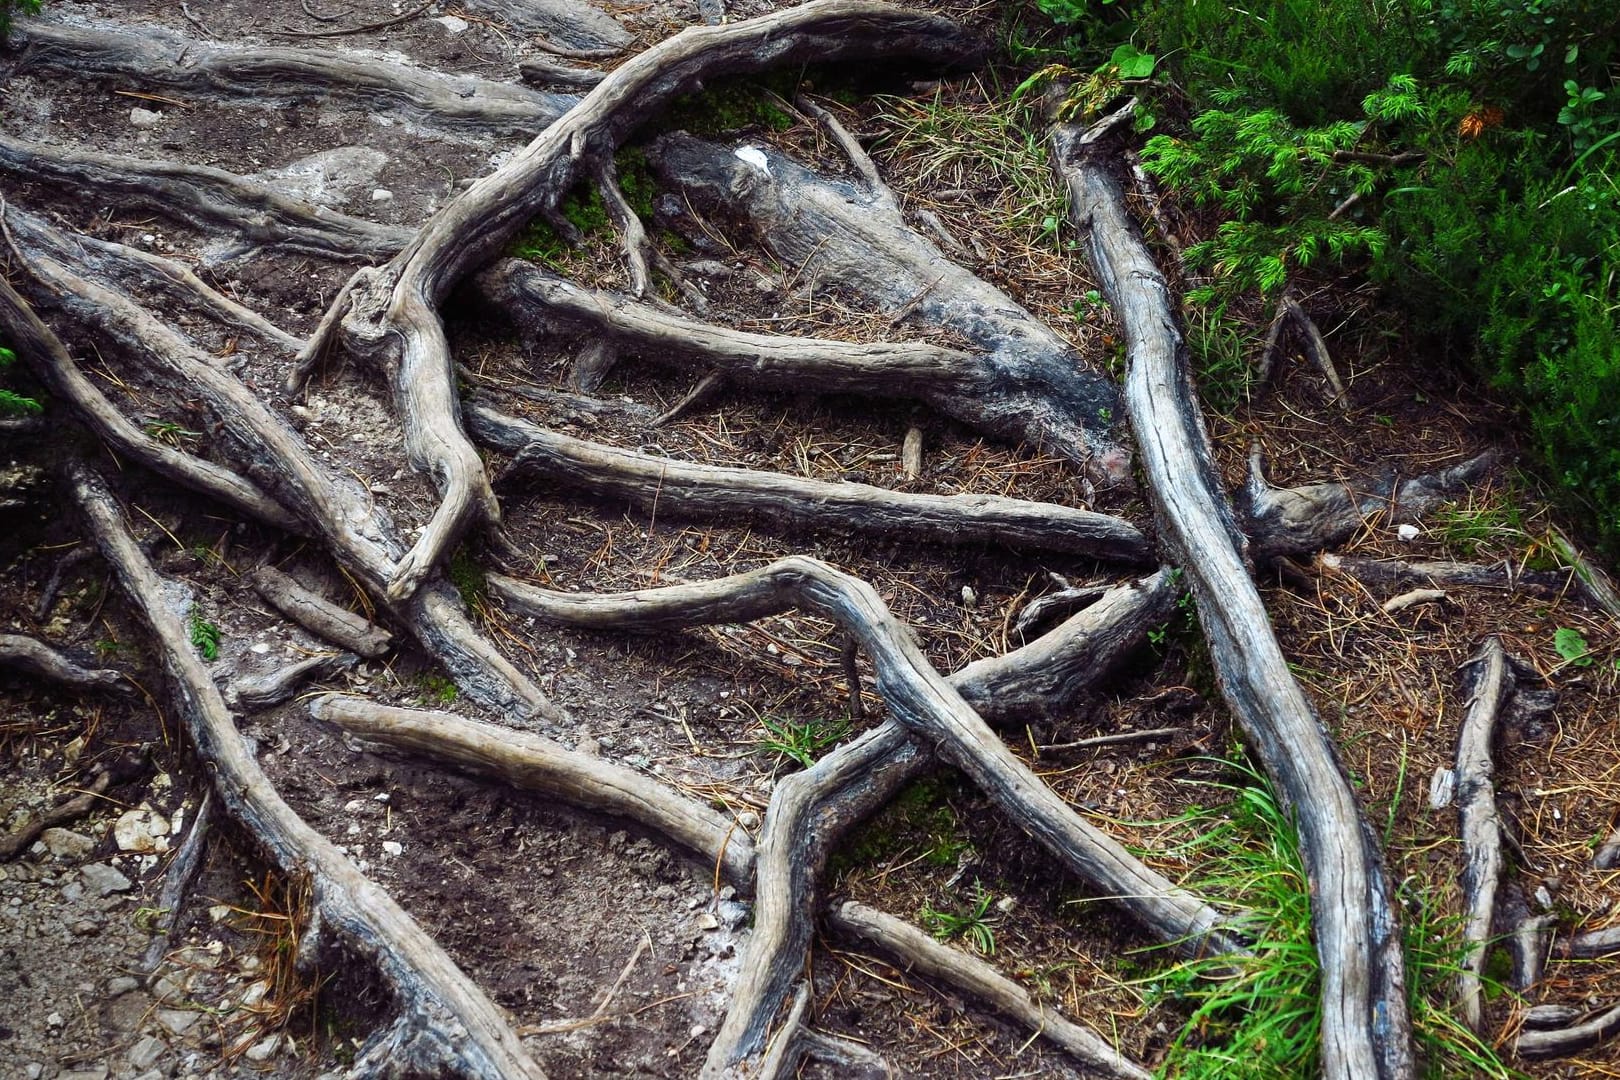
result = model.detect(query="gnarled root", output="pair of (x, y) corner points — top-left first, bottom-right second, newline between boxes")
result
(68, 463), (547, 1080)
(1454, 637), (1513, 1033)
(249, 565), (394, 658)
(1054, 110), (1414, 1079)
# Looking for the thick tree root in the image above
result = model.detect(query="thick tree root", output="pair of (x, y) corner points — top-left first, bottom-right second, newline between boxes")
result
(0, 632), (127, 694)
(1054, 109), (1414, 1078)
(7, 214), (556, 719)
(0, 134), (412, 262)
(827, 900), (1152, 1079)
(478, 259), (979, 397)
(250, 565), (394, 658)
(1564, 923), (1620, 960)
(1518, 1003), (1620, 1060)
(1454, 637), (1513, 1033)
(308, 695), (758, 889)
(68, 464), (548, 1080)
(304, 0), (981, 602)
(0, 266), (303, 534)
(8, 18), (573, 139)
(1242, 444), (1499, 561)
(488, 558), (1240, 956)
(467, 403), (1149, 561)
(651, 135), (1130, 483)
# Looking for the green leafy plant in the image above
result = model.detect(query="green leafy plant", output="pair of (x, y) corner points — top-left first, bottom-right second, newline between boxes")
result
(415, 673), (460, 705)
(758, 713), (850, 769)
(0, 345), (41, 417)
(1553, 626), (1593, 667)
(188, 611), (221, 662)
(0, 0), (41, 38)
(144, 420), (201, 447)
(921, 883), (999, 955)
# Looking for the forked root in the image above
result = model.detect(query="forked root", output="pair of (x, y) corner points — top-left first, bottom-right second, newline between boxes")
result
(0, 632), (128, 694)
(69, 464), (547, 1080)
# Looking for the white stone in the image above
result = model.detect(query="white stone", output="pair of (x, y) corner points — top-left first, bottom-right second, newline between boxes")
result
(733, 145), (770, 174)
(115, 809), (171, 853)
(127, 1033), (166, 1071)
(156, 1008), (199, 1036)
(434, 14), (469, 32)
(250, 642), (271, 654)
(371, 188), (394, 203)
(1397, 523), (1421, 542)
(129, 107), (163, 128)
(381, 840), (403, 857)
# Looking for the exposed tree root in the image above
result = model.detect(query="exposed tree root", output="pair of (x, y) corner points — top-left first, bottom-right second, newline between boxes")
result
(228, 651), (357, 712)
(8, 19), (573, 139)
(1564, 923), (1620, 961)
(0, 768), (113, 861)
(1242, 443), (1499, 561)
(0, 266), (303, 534)
(1517, 1002), (1620, 1061)
(468, 403), (1150, 561)
(301, 0), (981, 602)
(70, 463), (549, 1080)
(1512, 912), (1556, 993)
(308, 695), (758, 889)
(0, 134), (412, 262)
(0, 632), (127, 694)
(1054, 108), (1414, 1078)
(479, 259), (979, 396)
(827, 900), (1152, 1080)
(6, 214), (556, 719)
(141, 791), (216, 972)
(1316, 553), (1579, 599)
(250, 564), (394, 658)
(488, 558), (1240, 957)
(651, 134), (1130, 484)
(1454, 637), (1513, 1034)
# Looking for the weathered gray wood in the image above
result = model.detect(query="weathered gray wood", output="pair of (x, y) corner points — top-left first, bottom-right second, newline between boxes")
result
(1053, 109), (1414, 1079)
(0, 134), (412, 262)
(228, 652), (356, 711)
(1317, 553), (1577, 598)
(250, 565), (394, 658)
(1454, 638), (1513, 1033)
(468, 402), (1149, 561)
(0, 264), (302, 533)
(69, 464), (547, 1080)
(309, 695), (756, 889)
(652, 134), (1129, 484)
(9, 19), (574, 139)
(0, 632), (127, 693)
(1566, 923), (1620, 960)
(6, 217), (555, 719)
(490, 557), (1240, 962)
(308, 0), (982, 602)
(828, 900), (1152, 1079)
(1518, 1002), (1620, 1060)
(1242, 446), (1498, 561)
(460, 0), (631, 52)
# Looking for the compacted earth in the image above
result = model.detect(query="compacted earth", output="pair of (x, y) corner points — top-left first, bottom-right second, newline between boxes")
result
(1, 1), (1618, 1079)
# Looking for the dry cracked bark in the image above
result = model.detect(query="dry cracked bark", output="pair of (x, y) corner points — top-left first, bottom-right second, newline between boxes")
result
(7, 3), (1618, 1076)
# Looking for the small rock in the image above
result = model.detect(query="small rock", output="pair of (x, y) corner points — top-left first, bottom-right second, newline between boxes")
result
(434, 14), (469, 32)
(45, 1011), (64, 1028)
(371, 188), (394, 203)
(61, 1069), (109, 1080)
(156, 1008), (199, 1036)
(41, 827), (96, 859)
(115, 809), (171, 853)
(1396, 523), (1422, 542)
(1534, 884), (1553, 909)
(696, 911), (720, 931)
(381, 840), (403, 857)
(960, 585), (977, 608)
(250, 642), (271, 655)
(127, 1034), (166, 1071)
(72, 918), (100, 936)
(81, 862), (132, 896)
(245, 1034), (281, 1062)
(104, 991), (153, 1032)
(24, 1065), (42, 1080)
(736, 811), (759, 830)
(60, 880), (84, 902)
(107, 975), (139, 995)
(129, 107), (163, 128)
(239, 979), (270, 1009)
(1427, 766), (1455, 809)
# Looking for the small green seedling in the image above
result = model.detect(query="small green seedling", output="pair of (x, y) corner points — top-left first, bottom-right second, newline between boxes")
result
(921, 884), (999, 955)
(759, 714), (850, 769)
(188, 612), (221, 661)
(1553, 627), (1593, 667)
